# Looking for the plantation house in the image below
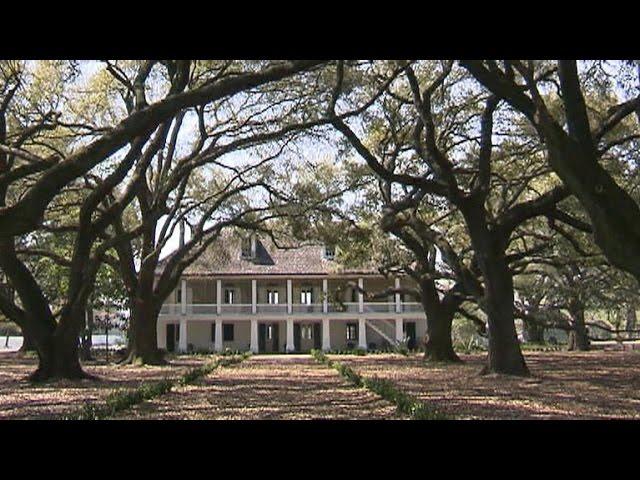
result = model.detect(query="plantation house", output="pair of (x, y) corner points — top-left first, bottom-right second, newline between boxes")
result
(157, 233), (426, 353)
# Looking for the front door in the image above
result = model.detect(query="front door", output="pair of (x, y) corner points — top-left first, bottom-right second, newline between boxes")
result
(258, 323), (266, 353)
(272, 324), (280, 352)
(166, 324), (176, 352)
(293, 323), (301, 352)
(405, 322), (417, 349)
(313, 323), (322, 350)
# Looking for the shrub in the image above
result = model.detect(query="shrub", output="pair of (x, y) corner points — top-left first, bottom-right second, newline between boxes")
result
(310, 349), (448, 420)
(66, 353), (248, 420)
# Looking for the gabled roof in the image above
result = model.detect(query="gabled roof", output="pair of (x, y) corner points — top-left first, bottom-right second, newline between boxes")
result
(158, 233), (379, 278)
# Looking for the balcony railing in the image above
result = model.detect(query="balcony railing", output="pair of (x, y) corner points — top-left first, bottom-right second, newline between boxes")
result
(291, 303), (324, 314)
(362, 302), (397, 313)
(257, 304), (288, 314)
(220, 304), (253, 315)
(160, 301), (424, 315)
(401, 302), (423, 312)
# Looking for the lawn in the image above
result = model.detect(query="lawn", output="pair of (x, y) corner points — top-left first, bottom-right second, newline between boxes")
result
(2, 350), (639, 419)
(0, 352), (211, 419)
(332, 350), (640, 419)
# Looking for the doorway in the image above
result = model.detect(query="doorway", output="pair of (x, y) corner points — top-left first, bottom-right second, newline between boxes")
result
(166, 324), (177, 352)
(294, 323), (301, 352)
(258, 323), (280, 353)
(404, 322), (417, 349)
(313, 323), (322, 350)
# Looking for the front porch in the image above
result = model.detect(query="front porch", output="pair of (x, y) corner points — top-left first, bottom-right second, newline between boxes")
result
(157, 317), (424, 354)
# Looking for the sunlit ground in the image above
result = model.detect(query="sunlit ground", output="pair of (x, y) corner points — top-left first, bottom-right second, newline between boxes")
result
(2, 350), (639, 419)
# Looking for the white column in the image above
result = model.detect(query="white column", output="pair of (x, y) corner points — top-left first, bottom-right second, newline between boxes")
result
(179, 319), (188, 352)
(214, 320), (223, 352)
(250, 319), (259, 353)
(358, 317), (367, 350)
(322, 278), (328, 313)
(358, 277), (364, 313)
(251, 279), (257, 314)
(287, 279), (292, 314)
(322, 318), (331, 351)
(395, 318), (404, 342)
(286, 318), (295, 352)
(395, 277), (401, 313)
(181, 278), (187, 315)
(216, 279), (222, 315)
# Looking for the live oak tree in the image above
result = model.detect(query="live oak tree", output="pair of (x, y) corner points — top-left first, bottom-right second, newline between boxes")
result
(326, 60), (579, 376)
(107, 61), (367, 365)
(0, 60), (326, 380)
(461, 60), (640, 283)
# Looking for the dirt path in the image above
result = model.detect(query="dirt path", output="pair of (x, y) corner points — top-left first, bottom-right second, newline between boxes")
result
(117, 355), (402, 420)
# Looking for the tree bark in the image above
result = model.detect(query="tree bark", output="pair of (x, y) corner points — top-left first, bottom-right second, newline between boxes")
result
(421, 280), (462, 363)
(80, 307), (94, 361)
(626, 306), (637, 339)
(121, 296), (165, 365)
(464, 209), (529, 376)
(568, 300), (589, 351)
(18, 329), (36, 352)
(523, 316), (545, 344)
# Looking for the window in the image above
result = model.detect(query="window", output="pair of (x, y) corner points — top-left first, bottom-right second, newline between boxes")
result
(224, 289), (235, 304)
(176, 287), (182, 303)
(266, 324), (273, 340)
(302, 325), (313, 340)
(350, 288), (358, 303)
(300, 288), (313, 305)
(241, 237), (252, 258)
(223, 324), (234, 342)
(211, 324), (216, 343)
(324, 244), (335, 260)
(346, 323), (358, 341)
(267, 290), (279, 304)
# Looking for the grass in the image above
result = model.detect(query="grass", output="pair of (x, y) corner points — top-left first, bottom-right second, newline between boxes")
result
(310, 349), (449, 420)
(65, 352), (250, 420)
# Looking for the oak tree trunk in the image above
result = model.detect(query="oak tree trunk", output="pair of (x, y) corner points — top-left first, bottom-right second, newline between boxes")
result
(18, 329), (36, 352)
(421, 280), (461, 363)
(523, 317), (545, 344)
(121, 297), (165, 365)
(568, 301), (589, 351)
(463, 211), (529, 376)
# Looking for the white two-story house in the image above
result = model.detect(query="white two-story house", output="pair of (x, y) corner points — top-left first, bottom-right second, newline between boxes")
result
(157, 233), (426, 353)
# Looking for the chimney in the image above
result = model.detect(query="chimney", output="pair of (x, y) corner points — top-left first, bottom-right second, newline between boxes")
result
(179, 220), (185, 249)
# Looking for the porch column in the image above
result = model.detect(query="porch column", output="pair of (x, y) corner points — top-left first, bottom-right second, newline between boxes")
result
(287, 279), (292, 314)
(251, 279), (257, 314)
(322, 278), (328, 313)
(181, 278), (187, 315)
(395, 318), (404, 343)
(358, 277), (364, 313)
(322, 318), (331, 351)
(216, 279), (222, 315)
(395, 277), (401, 313)
(286, 318), (295, 352)
(179, 318), (188, 352)
(358, 317), (367, 350)
(250, 319), (259, 353)
(214, 320), (223, 352)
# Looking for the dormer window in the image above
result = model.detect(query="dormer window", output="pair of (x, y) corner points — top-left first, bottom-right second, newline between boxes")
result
(324, 244), (336, 260)
(241, 233), (257, 259)
(241, 237), (252, 258)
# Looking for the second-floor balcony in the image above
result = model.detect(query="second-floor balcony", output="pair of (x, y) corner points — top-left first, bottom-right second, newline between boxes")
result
(160, 301), (424, 316)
